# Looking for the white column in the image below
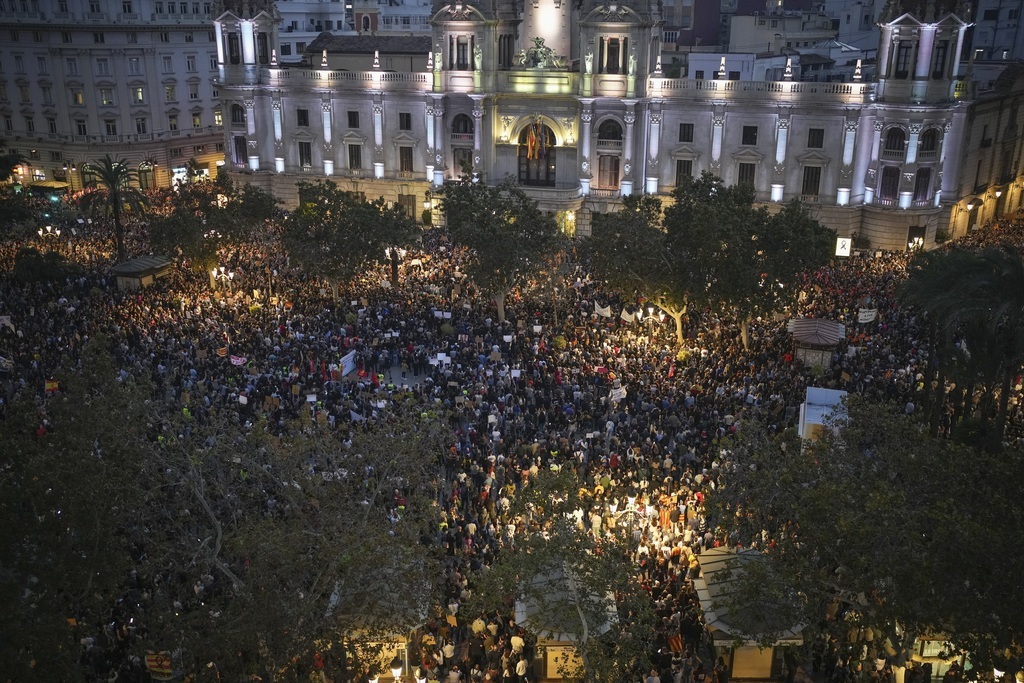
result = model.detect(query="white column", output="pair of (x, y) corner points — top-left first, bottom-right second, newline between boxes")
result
(775, 118), (788, 165)
(645, 108), (661, 194)
(914, 27), (935, 79)
(372, 101), (384, 179)
(215, 22), (225, 65)
(322, 100), (333, 176)
(241, 20), (256, 65)
(870, 122), (882, 164)
(425, 102), (435, 180)
(711, 114), (724, 164)
(433, 101), (445, 185)
(272, 100), (283, 143)
(842, 121), (856, 167)
(622, 105), (636, 196)
(470, 95), (484, 173)
(245, 100), (256, 137)
(580, 103), (593, 195)
(906, 124), (921, 164)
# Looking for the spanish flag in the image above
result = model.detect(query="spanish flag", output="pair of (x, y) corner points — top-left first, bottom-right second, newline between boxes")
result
(145, 651), (174, 680)
(216, 347), (229, 357)
(45, 379), (59, 393)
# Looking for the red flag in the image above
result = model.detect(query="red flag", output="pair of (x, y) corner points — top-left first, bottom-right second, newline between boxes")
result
(45, 378), (60, 393)
(371, 372), (380, 387)
(668, 362), (675, 378)
(321, 361), (327, 383)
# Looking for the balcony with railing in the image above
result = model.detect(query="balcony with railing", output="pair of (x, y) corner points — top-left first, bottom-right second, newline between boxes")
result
(450, 133), (474, 143)
(873, 196), (898, 207)
(650, 77), (874, 104)
(880, 148), (905, 161)
(264, 68), (431, 92)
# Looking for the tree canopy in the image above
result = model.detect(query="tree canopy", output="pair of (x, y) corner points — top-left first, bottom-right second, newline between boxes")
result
(282, 180), (420, 296)
(441, 176), (562, 322)
(708, 396), (1024, 672)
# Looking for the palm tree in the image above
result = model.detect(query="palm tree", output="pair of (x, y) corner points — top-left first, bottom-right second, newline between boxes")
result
(80, 155), (148, 262)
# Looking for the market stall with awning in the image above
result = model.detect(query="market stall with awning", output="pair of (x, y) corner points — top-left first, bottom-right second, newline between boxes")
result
(786, 318), (846, 369)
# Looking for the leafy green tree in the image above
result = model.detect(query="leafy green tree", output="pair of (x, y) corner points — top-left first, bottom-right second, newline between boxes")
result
(468, 469), (656, 683)
(663, 174), (833, 348)
(0, 336), (152, 680)
(441, 176), (561, 322)
(585, 194), (691, 345)
(901, 245), (1024, 450)
(149, 174), (279, 270)
(283, 180), (420, 296)
(79, 154), (148, 262)
(708, 396), (1024, 672)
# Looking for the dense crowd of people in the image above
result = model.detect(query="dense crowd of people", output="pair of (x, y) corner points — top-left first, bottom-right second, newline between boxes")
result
(4, 209), (1024, 683)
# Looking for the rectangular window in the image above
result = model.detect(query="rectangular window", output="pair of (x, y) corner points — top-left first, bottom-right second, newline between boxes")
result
(932, 41), (948, 79)
(676, 159), (693, 185)
(132, 86), (144, 104)
(399, 112), (412, 131)
(155, 1), (163, 11)
(192, 145), (204, 154)
(347, 111), (359, 128)
(399, 145), (413, 173)
(36, 56), (47, 74)
(737, 162), (756, 187)
(66, 57), (78, 75)
(164, 85), (176, 101)
(210, 55), (217, 70)
(47, 117), (58, 134)
(58, 0), (68, 11)
(280, 44), (292, 56)
(185, 32), (193, 42)
(188, 83), (199, 100)
(89, 0), (100, 11)
(982, 8), (998, 20)
(191, 113), (201, 128)
(159, 32), (170, 43)
(2, 116), (12, 131)
(122, 0), (133, 11)
(728, 70), (740, 80)
(297, 108), (309, 127)
(186, 55), (196, 71)
(96, 58), (110, 76)
(9, 29), (19, 42)
(679, 123), (693, 143)
(348, 144), (362, 169)
(129, 31), (138, 43)
(19, 85), (30, 102)
(170, 147), (183, 157)
(14, 56), (25, 74)
(41, 86), (52, 104)
(105, 119), (118, 135)
(135, 117), (147, 134)
(807, 128), (824, 149)
(99, 88), (114, 105)
(93, 32), (105, 43)
(128, 57), (141, 75)
(168, 114), (178, 131)
(742, 126), (758, 146)
(25, 116), (35, 133)
(71, 89), (84, 105)
(598, 155), (620, 189)
(62, 31), (72, 43)
(213, 110), (222, 126)
(694, 70), (704, 79)
(801, 166), (822, 196)
(894, 43), (912, 78)
(299, 141), (312, 167)
(76, 119), (87, 135)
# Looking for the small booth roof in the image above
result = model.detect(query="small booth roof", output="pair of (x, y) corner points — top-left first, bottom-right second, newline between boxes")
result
(694, 547), (804, 646)
(111, 255), (173, 277)
(787, 318), (846, 346)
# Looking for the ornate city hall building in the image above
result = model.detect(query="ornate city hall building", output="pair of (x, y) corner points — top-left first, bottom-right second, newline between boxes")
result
(215, 0), (1024, 249)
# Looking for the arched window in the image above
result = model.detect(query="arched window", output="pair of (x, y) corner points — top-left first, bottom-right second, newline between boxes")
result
(452, 114), (474, 135)
(518, 123), (556, 187)
(879, 166), (900, 201)
(138, 162), (155, 190)
(231, 104), (245, 126)
(919, 128), (939, 153)
(884, 128), (906, 152)
(361, 15), (370, 31)
(597, 119), (622, 141)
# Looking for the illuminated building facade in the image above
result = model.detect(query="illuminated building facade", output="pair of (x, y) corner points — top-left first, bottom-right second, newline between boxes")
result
(0, 0), (226, 191)
(217, 0), (1024, 248)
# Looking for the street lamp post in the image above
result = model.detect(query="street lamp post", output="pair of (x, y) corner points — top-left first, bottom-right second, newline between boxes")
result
(210, 265), (235, 291)
(62, 162), (77, 194)
(390, 656), (403, 682)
